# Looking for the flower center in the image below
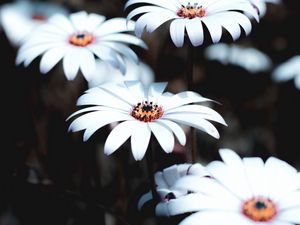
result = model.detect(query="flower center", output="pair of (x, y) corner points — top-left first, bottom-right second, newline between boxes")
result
(242, 197), (277, 222)
(177, 2), (206, 19)
(69, 32), (95, 47)
(131, 101), (163, 122)
(31, 14), (46, 21)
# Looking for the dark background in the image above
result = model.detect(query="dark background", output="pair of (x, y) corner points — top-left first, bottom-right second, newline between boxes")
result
(1, 0), (300, 224)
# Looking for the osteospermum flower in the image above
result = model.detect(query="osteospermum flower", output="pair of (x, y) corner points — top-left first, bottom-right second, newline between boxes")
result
(272, 55), (300, 89)
(125, 0), (259, 47)
(166, 149), (300, 225)
(0, 0), (68, 46)
(138, 163), (209, 216)
(248, 0), (281, 17)
(88, 58), (154, 88)
(16, 11), (147, 81)
(204, 43), (272, 73)
(67, 81), (226, 160)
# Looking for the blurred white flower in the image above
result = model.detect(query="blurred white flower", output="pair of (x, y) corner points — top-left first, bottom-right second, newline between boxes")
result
(67, 81), (226, 160)
(88, 59), (154, 89)
(166, 149), (300, 225)
(0, 0), (68, 46)
(248, 0), (281, 17)
(272, 55), (300, 89)
(16, 11), (147, 81)
(138, 163), (209, 216)
(125, 0), (259, 47)
(204, 43), (272, 73)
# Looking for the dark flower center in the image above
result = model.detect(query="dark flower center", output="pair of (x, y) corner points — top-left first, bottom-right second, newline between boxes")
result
(177, 2), (206, 19)
(242, 197), (277, 222)
(69, 32), (95, 47)
(131, 101), (163, 122)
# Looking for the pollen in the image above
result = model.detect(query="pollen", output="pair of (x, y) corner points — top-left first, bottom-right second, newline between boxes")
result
(177, 2), (206, 19)
(242, 197), (277, 222)
(131, 101), (163, 122)
(69, 32), (95, 47)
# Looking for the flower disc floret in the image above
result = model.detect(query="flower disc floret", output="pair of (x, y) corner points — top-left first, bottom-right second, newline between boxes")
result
(242, 197), (277, 222)
(131, 101), (163, 122)
(177, 3), (206, 19)
(69, 32), (95, 47)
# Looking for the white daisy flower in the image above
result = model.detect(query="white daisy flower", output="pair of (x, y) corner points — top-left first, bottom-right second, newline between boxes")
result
(272, 55), (300, 89)
(248, 0), (281, 17)
(0, 0), (68, 46)
(16, 11), (147, 81)
(87, 58), (154, 89)
(166, 149), (300, 225)
(125, 0), (259, 47)
(138, 163), (209, 216)
(204, 43), (272, 73)
(67, 81), (227, 160)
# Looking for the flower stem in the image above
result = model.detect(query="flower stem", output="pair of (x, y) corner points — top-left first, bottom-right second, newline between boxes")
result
(145, 139), (158, 202)
(186, 42), (197, 163)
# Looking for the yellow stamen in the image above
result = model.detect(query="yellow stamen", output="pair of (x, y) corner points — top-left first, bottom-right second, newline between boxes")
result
(131, 101), (163, 122)
(69, 32), (95, 47)
(177, 2), (206, 19)
(242, 197), (277, 222)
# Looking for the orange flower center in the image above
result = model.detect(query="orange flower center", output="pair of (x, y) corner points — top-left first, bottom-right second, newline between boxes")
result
(242, 197), (277, 222)
(131, 101), (163, 122)
(31, 14), (46, 21)
(177, 3), (206, 19)
(69, 32), (95, 47)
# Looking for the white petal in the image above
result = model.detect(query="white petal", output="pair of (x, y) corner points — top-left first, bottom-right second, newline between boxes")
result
(147, 82), (168, 100)
(154, 172), (168, 189)
(94, 18), (134, 36)
(214, 12), (241, 40)
(158, 120), (186, 145)
(162, 164), (181, 186)
(85, 13), (106, 32)
(138, 191), (152, 210)
(186, 18), (204, 46)
(16, 43), (59, 66)
(201, 16), (222, 43)
(130, 122), (151, 160)
(242, 157), (268, 197)
(63, 48), (81, 80)
(104, 121), (135, 155)
(155, 202), (170, 216)
(264, 157), (299, 200)
(174, 176), (240, 202)
(68, 111), (133, 141)
(169, 19), (186, 47)
(206, 160), (252, 200)
(279, 208), (300, 224)
(149, 122), (174, 153)
(279, 191), (300, 209)
(179, 211), (253, 225)
(125, 0), (179, 11)
(48, 14), (74, 34)
(39, 46), (67, 74)
(101, 42), (139, 63)
(294, 75), (300, 90)
(99, 33), (147, 49)
(70, 11), (88, 31)
(76, 88), (132, 111)
(161, 91), (213, 111)
(168, 193), (240, 216)
(79, 49), (96, 81)
(163, 113), (220, 139)
(166, 105), (226, 126)
(124, 81), (146, 102)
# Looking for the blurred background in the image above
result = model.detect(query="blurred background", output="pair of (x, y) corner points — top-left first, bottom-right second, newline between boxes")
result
(1, 0), (300, 224)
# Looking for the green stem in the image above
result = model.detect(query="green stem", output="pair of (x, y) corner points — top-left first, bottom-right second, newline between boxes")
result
(186, 42), (197, 163)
